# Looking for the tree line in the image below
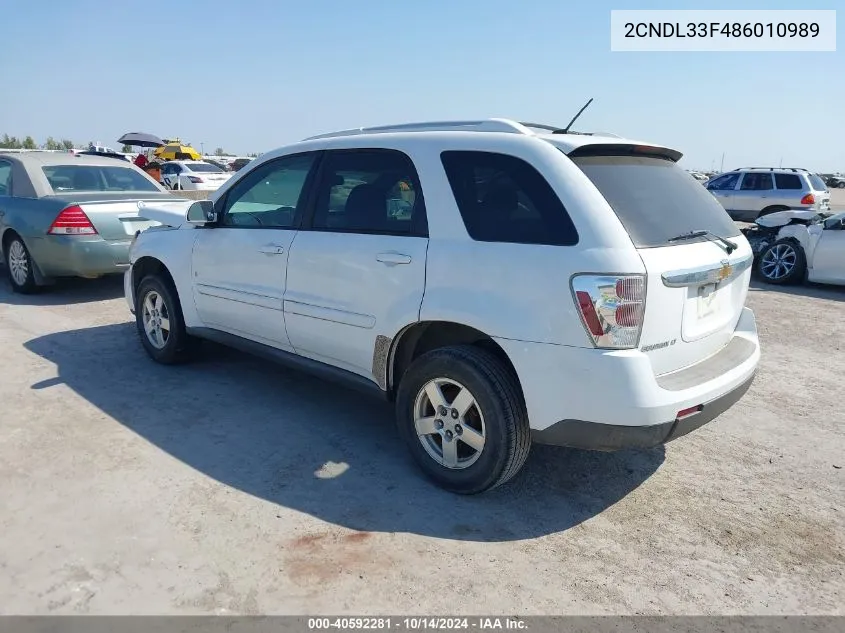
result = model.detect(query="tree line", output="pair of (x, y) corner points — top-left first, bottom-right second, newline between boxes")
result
(2, 134), (259, 157)
(1, 134), (78, 151)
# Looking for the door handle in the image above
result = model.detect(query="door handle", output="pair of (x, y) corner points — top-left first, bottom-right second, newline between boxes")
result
(258, 244), (285, 255)
(376, 252), (412, 265)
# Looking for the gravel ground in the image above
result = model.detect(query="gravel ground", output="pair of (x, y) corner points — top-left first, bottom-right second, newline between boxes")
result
(0, 259), (843, 615)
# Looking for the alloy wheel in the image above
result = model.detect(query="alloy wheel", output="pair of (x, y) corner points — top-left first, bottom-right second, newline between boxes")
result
(413, 378), (486, 469)
(8, 241), (29, 287)
(761, 243), (797, 280)
(141, 290), (171, 349)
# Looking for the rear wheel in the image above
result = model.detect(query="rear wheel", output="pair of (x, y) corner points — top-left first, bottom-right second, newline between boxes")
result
(758, 240), (806, 285)
(135, 275), (195, 364)
(395, 345), (531, 494)
(4, 235), (38, 294)
(838, 182), (845, 189)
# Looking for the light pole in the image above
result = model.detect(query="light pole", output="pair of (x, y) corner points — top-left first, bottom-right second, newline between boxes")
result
(200, 142), (205, 156)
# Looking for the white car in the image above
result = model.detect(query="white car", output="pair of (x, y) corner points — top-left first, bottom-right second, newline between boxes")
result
(741, 210), (845, 285)
(160, 160), (232, 191)
(124, 118), (761, 494)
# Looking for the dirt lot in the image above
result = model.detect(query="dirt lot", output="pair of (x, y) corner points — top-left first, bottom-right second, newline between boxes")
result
(1, 265), (843, 615)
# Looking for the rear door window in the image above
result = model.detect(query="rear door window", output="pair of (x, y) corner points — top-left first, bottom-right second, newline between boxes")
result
(740, 172), (774, 190)
(775, 173), (802, 190)
(571, 154), (740, 249)
(440, 151), (578, 246)
(310, 149), (426, 236)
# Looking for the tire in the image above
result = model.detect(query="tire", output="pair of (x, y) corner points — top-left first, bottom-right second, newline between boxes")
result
(135, 274), (195, 364)
(757, 239), (806, 285)
(838, 182), (845, 189)
(395, 345), (531, 494)
(4, 234), (38, 294)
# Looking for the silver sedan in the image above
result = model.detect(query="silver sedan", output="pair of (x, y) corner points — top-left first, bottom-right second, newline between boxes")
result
(0, 152), (181, 293)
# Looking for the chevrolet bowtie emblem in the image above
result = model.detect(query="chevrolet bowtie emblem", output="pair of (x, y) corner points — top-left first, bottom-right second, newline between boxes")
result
(717, 262), (733, 281)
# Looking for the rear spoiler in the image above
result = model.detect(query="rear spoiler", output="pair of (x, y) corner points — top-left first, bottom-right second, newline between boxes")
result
(566, 143), (683, 163)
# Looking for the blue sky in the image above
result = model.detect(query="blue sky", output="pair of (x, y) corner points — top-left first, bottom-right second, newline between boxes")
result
(1, 0), (842, 171)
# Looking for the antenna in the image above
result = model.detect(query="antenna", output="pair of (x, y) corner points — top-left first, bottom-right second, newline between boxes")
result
(557, 98), (594, 134)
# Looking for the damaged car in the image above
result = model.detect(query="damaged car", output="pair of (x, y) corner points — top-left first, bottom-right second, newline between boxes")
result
(741, 209), (845, 286)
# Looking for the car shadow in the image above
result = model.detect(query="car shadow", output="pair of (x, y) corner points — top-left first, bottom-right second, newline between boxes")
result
(24, 324), (664, 542)
(749, 278), (845, 302)
(0, 271), (125, 306)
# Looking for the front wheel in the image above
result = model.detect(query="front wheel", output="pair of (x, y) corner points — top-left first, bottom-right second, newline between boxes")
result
(135, 275), (195, 364)
(395, 345), (531, 494)
(838, 182), (845, 189)
(757, 240), (806, 285)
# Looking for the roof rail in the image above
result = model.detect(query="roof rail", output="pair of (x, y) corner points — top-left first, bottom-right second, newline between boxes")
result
(734, 166), (809, 173)
(303, 118), (542, 141)
(304, 119), (624, 141)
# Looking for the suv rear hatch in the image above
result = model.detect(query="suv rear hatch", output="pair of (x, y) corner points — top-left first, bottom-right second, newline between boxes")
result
(807, 173), (831, 212)
(566, 145), (753, 376)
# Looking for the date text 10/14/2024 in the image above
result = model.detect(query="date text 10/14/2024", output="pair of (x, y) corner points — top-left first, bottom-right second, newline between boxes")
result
(308, 618), (527, 630)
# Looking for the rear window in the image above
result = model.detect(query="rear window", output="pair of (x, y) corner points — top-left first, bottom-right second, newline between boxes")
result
(571, 154), (740, 249)
(42, 165), (160, 192)
(775, 173), (802, 190)
(440, 151), (578, 246)
(189, 163), (225, 173)
(808, 173), (828, 191)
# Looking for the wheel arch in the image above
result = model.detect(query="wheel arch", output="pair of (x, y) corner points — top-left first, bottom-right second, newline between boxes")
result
(2, 227), (50, 285)
(132, 255), (181, 307)
(758, 204), (790, 219)
(383, 320), (524, 402)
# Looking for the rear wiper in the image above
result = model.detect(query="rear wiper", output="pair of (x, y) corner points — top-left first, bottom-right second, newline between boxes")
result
(668, 230), (738, 255)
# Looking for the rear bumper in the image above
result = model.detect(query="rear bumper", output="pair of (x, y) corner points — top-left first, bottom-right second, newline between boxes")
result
(531, 373), (755, 450)
(495, 306), (760, 450)
(27, 235), (130, 277)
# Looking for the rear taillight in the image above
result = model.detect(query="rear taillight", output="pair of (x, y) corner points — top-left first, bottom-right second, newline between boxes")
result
(188, 176), (203, 183)
(800, 193), (815, 205)
(47, 205), (97, 235)
(571, 274), (646, 349)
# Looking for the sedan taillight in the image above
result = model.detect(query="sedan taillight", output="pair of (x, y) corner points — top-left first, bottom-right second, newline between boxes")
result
(47, 205), (97, 235)
(188, 176), (204, 183)
(571, 274), (646, 349)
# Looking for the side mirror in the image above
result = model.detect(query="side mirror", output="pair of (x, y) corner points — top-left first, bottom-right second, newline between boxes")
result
(186, 200), (217, 225)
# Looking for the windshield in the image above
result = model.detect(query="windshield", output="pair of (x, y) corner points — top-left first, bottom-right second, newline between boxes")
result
(43, 165), (161, 192)
(189, 163), (225, 173)
(570, 154), (741, 248)
(808, 173), (828, 191)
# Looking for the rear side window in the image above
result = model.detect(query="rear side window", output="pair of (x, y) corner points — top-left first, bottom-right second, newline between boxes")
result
(775, 173), (802, 190)
(740, 172), (773, 190)
(0, 160), (11, 195)
(440, 151), (578, 246)
(571, 154), (740, 249)
(808, 173), (828, 191)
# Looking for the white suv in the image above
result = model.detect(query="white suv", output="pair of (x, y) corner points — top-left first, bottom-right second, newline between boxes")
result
(124, 119), (761, 494)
